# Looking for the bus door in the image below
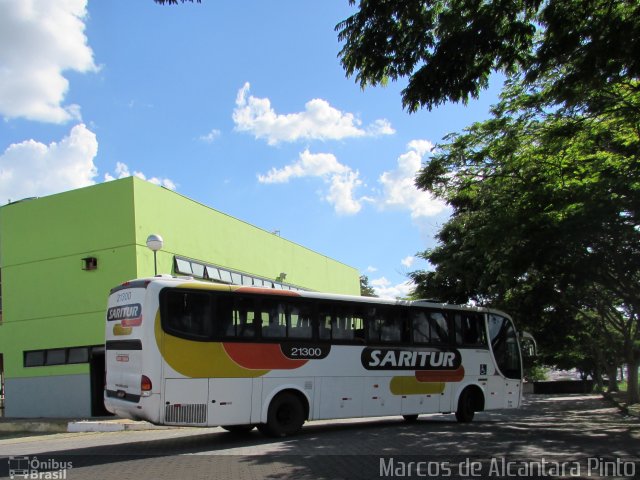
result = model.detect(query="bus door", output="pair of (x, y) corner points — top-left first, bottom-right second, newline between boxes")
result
(488, 314), (523, 408)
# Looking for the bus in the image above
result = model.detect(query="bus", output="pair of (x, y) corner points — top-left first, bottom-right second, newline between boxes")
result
(104, 276), (524, 437)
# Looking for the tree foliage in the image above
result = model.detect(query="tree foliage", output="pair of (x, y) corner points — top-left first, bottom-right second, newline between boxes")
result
(360, 275), (378, 297)
(337, 0), (640, 111)
(410, 77), (640, 402)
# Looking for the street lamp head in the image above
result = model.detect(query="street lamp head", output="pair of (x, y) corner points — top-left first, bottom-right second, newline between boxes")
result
(146, 234), (164, 252)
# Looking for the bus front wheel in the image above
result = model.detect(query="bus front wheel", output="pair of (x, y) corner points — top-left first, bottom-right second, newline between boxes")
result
(455, 389), (476, 423)
(259, 391), (306, 437)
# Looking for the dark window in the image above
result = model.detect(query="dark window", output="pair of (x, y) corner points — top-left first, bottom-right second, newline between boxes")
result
(45, 349), (67, 366)
(24, 351), (45, 367)
(260, 299), (286, 338)
(288, 303), (313, 339)
(366, 307), (404, 343)
(24, 345), (99, 367)
(68, 347), (90, 364)
(316, 302), (365, 343)
(221, 296), (257, 338)
(162, 290), (213, 339)
(430, 312), (450, 344)
(411, 311), (430, 344)
(411, 310), (452, 345)
(454, 312), (487, 347)
(318, 309), (332, 341)
(333, 305), (363, 342)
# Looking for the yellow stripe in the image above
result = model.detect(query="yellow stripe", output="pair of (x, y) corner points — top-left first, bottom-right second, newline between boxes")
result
(390, 376), (445, 395)
(154, 312), (268, 378)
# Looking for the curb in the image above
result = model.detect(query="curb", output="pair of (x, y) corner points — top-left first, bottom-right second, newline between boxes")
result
(67, 420), (168, 432)
(0, 419), (168, 434)
(0, 421), (68, 434)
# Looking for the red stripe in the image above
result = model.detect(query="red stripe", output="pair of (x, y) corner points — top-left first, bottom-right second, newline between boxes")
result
(415, 366), (465, 383)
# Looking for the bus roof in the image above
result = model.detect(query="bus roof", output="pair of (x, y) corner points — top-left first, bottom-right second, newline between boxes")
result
(112, 275), (512, 319)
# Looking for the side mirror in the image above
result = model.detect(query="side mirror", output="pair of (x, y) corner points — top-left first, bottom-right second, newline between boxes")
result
(519, 331), (537, 358)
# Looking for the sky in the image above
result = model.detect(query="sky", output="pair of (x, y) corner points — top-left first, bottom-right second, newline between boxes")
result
(0, 0), (502, 298)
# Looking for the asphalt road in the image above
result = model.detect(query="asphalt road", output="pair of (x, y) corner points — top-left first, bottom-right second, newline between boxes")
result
(0, 394), (638, 479)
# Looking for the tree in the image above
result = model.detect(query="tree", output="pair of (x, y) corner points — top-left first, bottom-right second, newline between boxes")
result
(360, 275), (378, 297)
(410, 77), (640, 403)
(337, 0), (640, 112)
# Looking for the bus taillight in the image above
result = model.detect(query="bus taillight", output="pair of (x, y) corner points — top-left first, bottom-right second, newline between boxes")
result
(141, 375), (152, 396)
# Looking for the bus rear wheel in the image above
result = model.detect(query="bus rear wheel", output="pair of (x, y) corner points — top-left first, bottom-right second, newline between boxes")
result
(455, 389), (476, 423)
(259, 391), (306, 437)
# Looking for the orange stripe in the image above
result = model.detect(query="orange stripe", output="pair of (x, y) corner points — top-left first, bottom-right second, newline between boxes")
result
(223, 343), (307, 370)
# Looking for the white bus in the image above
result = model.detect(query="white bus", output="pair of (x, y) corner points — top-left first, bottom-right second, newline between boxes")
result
(105, 276), (524, 437)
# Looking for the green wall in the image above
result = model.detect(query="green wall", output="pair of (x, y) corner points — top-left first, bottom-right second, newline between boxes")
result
(0, 179), (139, 378)
(0, 177), (359, 382)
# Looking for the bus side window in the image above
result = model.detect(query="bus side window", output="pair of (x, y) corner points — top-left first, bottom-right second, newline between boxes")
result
(429, 312), (450, 345)
(412, 311), (430, 344)
(287, 302), (313, 339)
(454, 313), (486, 347)
(260, 300), (286, 338)
(332, 315), (353, 340)
(225, 297), (256, 338)
(318, 312), (332, 340)
(352, 312), (365, 343)
(163, 290), (212, 339)
(366, 313), (382, 343)
(215, 295), (233, 338)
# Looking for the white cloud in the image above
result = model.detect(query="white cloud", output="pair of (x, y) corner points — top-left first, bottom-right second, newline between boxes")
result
(104, 162), (177, 191)
(377, 140), (447, 218)
(258, 150), (348, 183)
(258, 149), (366, 215)
(366, 266), (378, 273)
(401, 256), (416, 268)
(367, 119), (396, 136)
(0, 124), (98, 202)
(370, 277), (415, 300)
(233, 82), (395, 145)
(326, 170), (364, 215)
(199, 129), (221, 143)
(0, 0), (97, 123)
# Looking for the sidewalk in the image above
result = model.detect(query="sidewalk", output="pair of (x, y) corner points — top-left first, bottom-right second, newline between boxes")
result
(0, 417), (167, 434)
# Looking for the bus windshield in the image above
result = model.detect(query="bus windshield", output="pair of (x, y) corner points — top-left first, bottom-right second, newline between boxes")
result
(488, 314), (522, 379)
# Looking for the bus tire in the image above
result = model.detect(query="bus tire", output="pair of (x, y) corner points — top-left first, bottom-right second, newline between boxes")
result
(402, 414), (419, 422)
(455, 388), (476, 423)
(222, 424), (255, 433)
(260, 391), (306, 437)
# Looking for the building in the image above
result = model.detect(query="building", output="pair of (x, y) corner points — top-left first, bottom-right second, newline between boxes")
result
(0, 177), (359, 417)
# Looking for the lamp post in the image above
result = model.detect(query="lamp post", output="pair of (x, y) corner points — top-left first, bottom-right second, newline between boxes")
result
(146, 234), (164, 276)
